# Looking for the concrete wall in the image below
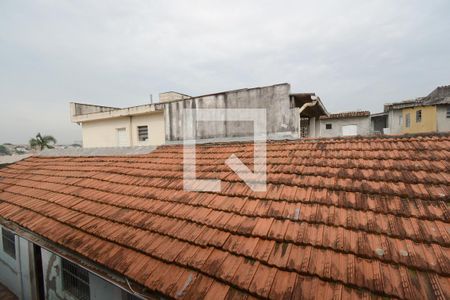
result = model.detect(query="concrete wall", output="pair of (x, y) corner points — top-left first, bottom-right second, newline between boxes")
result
(387, 109), (403, 134)
(401, 105), (436, 134)
(319, 116), (371, 137)
(81, 112), (165, 148)
(0, 226), (35, 300)
(159, 92), (190, 103)
(71, 103), (119, 116)
(164, 84), (297, 141)
(436, 105), (450, 132)
(307, 117), (320, 138)
(42, 248), (125, 300)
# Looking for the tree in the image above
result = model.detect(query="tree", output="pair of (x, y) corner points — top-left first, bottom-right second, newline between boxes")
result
(0, 145), (11, 155)
(29, 133), (57, 150)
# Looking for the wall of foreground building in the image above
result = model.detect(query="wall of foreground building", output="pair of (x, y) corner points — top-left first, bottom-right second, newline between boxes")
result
(81, 112), (165, 148)
(0, 225), (136, 300)
(41, 249), (124, 300)
(0, 226), (35, 300)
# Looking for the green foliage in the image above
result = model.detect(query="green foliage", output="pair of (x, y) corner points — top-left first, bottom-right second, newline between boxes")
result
(0, 145), (10, 155)
(29, 133), (57, 150)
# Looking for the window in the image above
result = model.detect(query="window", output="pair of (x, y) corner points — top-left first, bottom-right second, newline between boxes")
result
(62, 259), (90, 300)
(405, 113), (410, 128)
(447, 106), (450, 118)
(137, 126), (148, 141)
(2, 228), (16, 259)
(399, 114), (403, 126)
(342, 125), (358, 136)
(416, 110), (422, 123)
(325, 123), (332, 130)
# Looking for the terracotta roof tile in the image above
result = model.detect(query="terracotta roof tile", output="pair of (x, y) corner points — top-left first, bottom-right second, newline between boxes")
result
(0, 134), (449, 299)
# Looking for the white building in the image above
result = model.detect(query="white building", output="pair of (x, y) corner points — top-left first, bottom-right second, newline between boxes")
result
(318, 111), (372, 137)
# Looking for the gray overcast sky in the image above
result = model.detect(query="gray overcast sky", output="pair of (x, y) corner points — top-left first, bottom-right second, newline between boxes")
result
(1, 0), (449, 144)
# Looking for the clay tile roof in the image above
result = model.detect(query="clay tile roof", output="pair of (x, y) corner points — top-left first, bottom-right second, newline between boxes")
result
(319, 111), (370, 120)
(0, 134), (449, 299)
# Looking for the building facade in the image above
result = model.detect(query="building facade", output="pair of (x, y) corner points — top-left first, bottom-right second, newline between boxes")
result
(164, 83), (328, 141)
(384, 85), (450, 134)
(318, 111), (371, 137)
(71, 84), (328, 147)
(70, 103), (166, 148)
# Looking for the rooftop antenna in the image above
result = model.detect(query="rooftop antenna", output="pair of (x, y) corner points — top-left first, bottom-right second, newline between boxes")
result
(149, 94), (153, 104)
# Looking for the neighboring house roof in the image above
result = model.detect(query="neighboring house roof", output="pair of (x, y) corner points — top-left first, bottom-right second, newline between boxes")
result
(319, 111), (370, 120)
(0, 154), (32, 165)
(0, 134), (449, 299)
(422, 85), (450, 106)
(70, 102), (165, 123)
(39, 146), (156, 157)
(384, 85), (450, 111)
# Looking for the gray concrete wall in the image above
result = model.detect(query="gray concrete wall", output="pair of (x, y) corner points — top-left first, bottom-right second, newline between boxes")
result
(71, 103), (119, 117)
(436, 105), (450, 132)
(319, 116), (371, 137)
(164, 84), (297, 141)
(307, 117), (321, 138)
(387, 109), (403, 134)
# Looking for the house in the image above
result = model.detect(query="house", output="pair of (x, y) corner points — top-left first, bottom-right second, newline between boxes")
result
(384, 85), (450, 134)
(70, 102), (167, 148)
(318, 111), (371, 137)
(0, 134), (449, 299)
(71, 83), (328, 147)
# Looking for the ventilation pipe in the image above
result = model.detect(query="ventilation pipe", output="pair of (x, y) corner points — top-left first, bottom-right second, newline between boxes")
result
(297, 100), (318, 138)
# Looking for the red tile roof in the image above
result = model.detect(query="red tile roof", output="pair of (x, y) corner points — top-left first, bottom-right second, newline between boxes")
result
(0, 134), (449, 299)
(320, 111), (370, 120)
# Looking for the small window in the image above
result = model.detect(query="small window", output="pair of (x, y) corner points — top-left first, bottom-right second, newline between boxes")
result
(405, 113), (410, 128)
(62, 259), (90, 300)
(416, 110), (422, 123)
(2, 228), (16, 259)
(325, 123), (332, 130)
(399, 115), (403, 126)
(137, 126), (148, 141)
(446, 106), (450, 118)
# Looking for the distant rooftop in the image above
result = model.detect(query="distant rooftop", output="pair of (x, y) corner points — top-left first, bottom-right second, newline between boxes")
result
(319, 110), (370, 120)
(39, 146), (156, 156)
(384, 84), (450, 111)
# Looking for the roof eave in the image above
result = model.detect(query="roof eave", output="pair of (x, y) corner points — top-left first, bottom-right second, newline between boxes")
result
(0, 217), (161, 300)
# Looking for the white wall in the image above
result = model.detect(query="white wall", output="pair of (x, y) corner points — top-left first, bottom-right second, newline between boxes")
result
(0, 226), (34, 300)
(319, 117), (371, 137)
(81, 112), (165, 148)
(0, 227), (20, 297)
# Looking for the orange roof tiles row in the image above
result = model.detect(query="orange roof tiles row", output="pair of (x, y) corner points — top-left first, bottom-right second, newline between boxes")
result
(0, 134), (449, 299)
